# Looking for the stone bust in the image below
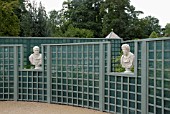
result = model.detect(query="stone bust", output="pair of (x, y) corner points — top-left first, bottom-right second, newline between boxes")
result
(120, 44), (135, 73)
(29, 46), (42, 69)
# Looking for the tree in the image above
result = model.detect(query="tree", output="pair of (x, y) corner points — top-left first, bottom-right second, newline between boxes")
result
(14, 0), (27, 20)
(35, 2), (49, 37)
(56, 0), (162, 39)
(20, 1), (49, 37)
(64, 24), (94, 37)
(0, 0), (20, 36)
(63, 0), (103, 37)
(164, 23), (170, 37)
(101, 0), (143, 40)
(48, 10), (66, 37)
(20, 1), (33, 36)
(149, 31), (158, 38)
(140, 16), (161, 38)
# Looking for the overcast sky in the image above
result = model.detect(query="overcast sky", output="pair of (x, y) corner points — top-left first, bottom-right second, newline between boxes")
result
(31, 0), (170, 27)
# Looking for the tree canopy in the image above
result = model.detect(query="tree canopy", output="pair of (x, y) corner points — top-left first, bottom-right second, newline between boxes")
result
(20, 1), (49, 37)
(149, 31), (158, 38)
(0, 0), (169, 39)
(0, 0), (20, 36)
(164, 23), (170, 37)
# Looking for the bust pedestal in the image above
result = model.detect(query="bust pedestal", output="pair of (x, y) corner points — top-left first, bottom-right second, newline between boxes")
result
(124, 68), (132, 73)
(34, 66), (42, 70)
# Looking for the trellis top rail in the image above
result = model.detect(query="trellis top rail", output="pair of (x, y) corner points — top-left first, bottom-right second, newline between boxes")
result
(0, 37), (122, 40)
(0, 44), (23, 47)
(123, 37), (170, 43)
(41, 41), (111, 46)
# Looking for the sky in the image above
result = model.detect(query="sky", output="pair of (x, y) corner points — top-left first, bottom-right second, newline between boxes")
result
(30, 0), (170, 28)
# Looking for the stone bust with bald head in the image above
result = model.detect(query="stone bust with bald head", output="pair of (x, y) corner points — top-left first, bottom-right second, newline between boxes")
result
(29, 46), (42, 69)
(120, 44), (135, 73)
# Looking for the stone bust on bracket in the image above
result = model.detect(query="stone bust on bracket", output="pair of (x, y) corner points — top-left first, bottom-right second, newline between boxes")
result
(120, 44), (135, 73)
(29, 46), (42, 69)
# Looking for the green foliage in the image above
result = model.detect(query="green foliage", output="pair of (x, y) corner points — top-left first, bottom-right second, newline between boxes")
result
(64, 25), (94, 38)
(164, 23), (170, 37)
(126, 16), (162, 39)
(149, 31), (158, 38)
(20, 10), (32, 36)
(60, 0), (162, 39)
(101, 0), (144, 40)
(20, 1), (49, 37)
(36, 2), (49, 36)
(48, 10), (60, 36)
(140, 16), (161, 38)
(0, 0), (20, 36)
(132, 38), (140, 40)
(24, 65), (33, 69)
(0, 0), (164, 38)
(47, 10), (66, 37)
(14, 0), (27, 20)
(113, 52), (125, 72)
(62, 0), (103, 37)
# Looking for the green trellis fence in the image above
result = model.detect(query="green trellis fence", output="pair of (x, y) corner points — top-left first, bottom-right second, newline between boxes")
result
(0, 37), (170, 114)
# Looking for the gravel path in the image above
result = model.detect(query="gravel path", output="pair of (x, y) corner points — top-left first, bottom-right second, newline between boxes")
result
(0, 101), (109, 114)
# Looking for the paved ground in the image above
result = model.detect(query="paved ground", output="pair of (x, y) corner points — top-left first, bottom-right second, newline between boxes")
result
(0, 101), (109, 114)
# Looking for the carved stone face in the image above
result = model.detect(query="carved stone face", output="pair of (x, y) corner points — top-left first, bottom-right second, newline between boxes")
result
(121, 44), (130, 56)
(33, 48), (39, 55)
(122, 48), (129, 56)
